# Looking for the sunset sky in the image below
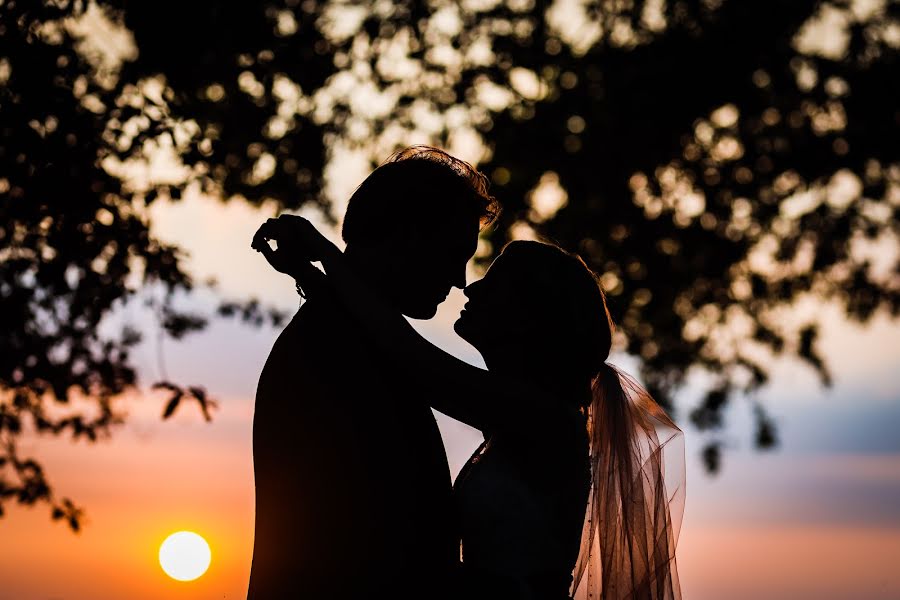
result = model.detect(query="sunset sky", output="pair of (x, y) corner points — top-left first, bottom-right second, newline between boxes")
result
(3, 2), (900, 598)
(1, 190), (899, 600)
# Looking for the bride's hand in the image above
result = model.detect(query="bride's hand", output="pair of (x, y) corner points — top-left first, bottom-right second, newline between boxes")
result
(251, 215), (338, 277)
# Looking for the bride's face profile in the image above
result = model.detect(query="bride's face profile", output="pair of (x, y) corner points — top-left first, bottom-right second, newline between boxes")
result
(455, 244), (556, 373)
(455, 241), (611, 382)
(455, 250), (519, 358)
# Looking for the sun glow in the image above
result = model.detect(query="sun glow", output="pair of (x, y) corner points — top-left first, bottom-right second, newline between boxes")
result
(158, 531), (211, 581)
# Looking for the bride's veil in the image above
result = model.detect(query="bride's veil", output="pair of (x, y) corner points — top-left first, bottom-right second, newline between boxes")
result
(571, 364), (685, 600)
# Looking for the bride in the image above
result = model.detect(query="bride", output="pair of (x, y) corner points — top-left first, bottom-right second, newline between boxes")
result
(254, 216), (685, 599)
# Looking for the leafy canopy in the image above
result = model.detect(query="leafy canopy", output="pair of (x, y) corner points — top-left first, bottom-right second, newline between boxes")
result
(1, 0), (897, 529)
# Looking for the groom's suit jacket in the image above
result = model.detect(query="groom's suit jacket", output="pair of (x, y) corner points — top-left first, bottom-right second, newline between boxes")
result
(247, 294), (456, 599)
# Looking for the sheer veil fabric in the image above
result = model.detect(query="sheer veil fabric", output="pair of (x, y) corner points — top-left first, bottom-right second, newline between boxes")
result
(571, 364), (685, 600)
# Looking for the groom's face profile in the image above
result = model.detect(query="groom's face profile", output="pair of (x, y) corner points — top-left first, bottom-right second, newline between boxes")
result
(387, 218), (481, 319)
(341, 150), (497, 320)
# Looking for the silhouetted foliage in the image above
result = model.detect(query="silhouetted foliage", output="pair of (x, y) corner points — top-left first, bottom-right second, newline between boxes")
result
(1, 0), (897, 527)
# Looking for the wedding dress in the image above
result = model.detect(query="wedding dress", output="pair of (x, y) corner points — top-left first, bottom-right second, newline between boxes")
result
(453, 410), (591, 600)
(452, 369), (684, 600)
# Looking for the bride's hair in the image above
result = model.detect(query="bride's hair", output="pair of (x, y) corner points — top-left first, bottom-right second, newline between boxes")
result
(500, 241), (684, 599)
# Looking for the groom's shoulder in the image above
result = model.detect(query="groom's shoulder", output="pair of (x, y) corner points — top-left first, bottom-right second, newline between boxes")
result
(260, 297), (364, 387)
(291, 295), (342, 328)
(282, 296), (361, 347)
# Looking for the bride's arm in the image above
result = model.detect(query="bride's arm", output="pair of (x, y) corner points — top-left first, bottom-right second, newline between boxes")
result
(316, 240), (522, 432)
(256, 216), (545, 432)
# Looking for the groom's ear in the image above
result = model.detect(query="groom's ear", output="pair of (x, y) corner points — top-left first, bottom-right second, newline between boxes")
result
(381, 228), (425, 257)
(348, 235), (403, 256)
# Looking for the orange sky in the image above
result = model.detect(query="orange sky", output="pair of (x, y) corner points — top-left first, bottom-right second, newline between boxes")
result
(0, 396), (254, 600)
(2, 380), (899, 599)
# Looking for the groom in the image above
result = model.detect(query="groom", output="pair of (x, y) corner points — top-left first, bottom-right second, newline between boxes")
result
(247, 147), (498, 599)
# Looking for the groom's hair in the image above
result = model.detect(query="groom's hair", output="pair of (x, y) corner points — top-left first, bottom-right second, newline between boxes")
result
(342, 146), (500, 246)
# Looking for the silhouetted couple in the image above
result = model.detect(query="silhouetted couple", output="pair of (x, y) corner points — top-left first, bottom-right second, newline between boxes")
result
(247, 147), (685, 600)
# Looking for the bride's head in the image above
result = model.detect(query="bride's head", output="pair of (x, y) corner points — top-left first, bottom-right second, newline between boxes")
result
(455, 240), (614, 406)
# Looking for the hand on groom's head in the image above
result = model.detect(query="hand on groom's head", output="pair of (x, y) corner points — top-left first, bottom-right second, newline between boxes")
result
(252, 215), (339, 280)
(252, 218), (303, 277)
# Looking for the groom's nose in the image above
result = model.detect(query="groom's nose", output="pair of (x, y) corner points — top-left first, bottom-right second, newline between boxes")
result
(451, 263), (467, 290)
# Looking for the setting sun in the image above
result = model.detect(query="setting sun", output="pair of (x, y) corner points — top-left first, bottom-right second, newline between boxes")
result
(159, 531), (212, 582)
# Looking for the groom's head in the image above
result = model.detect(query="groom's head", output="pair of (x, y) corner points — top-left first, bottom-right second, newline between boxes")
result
(342, 146), (499, 319)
